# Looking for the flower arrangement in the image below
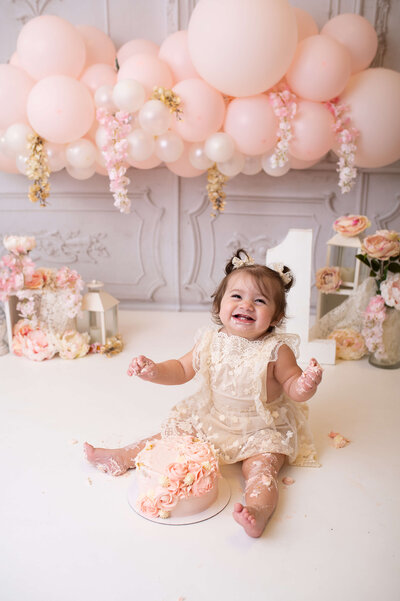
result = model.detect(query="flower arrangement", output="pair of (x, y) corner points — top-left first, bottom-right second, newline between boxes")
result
(0, 235), (88, 361)
(268, 83), (297, 170)
(315, 266), (342, 294)
(356, 229), (400, 363)
(325, 98), (359, 194)
(333, 214), (371, 237)
(327, 328), (367, 360)
(96, 108), (133, 214)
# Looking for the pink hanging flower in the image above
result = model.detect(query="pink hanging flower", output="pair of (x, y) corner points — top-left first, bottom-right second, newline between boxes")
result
(268, 83), (297, 169)
(325, 98), (358, 194)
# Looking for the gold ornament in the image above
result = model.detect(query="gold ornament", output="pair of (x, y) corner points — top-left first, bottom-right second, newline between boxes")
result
(99, 334), (123, 357)
(151, 86), (183, 120)
(26, 134), (50, 207)
(207, 164), (227, 217)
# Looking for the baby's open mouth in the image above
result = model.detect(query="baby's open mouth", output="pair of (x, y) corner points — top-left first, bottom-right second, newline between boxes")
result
(233, 313), (255, 322)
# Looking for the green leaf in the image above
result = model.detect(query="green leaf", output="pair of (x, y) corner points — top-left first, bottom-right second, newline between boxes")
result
(388, 263), (400, 273)
(369, 269), (376, 277)
(356, 254), (371, 267)
(371, 259), (381, 272)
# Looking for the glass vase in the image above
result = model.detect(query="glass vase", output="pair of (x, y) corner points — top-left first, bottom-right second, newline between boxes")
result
(368, 307), (400, 369)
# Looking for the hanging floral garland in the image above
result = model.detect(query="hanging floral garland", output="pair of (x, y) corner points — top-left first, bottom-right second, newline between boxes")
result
(268, 84), (297, 169)
(207, 164), (228, 217)
(26, 134), (50, 207)
(325, 98), (359, 194)
(96, 108), (133, 214)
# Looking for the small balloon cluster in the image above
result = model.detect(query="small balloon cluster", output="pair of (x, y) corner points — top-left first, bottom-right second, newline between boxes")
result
(1, 3), (400, 216)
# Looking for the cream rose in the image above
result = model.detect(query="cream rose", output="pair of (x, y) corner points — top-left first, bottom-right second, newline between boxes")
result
(328, 328), (367, 361)
(56, 330), (90, 360)
(333, 215), (371, 237)
(316, 267), (342, 293)
(3, 235), (36, 255)
(361, 230), (400, 261)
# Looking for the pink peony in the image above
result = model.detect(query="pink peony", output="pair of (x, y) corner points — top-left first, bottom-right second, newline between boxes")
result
(316, 267), (342, 293)
(365, 295), (386, 320)
(328, 328), (367, 360)
(333, 214), (371, 237)
(380, 274), (400, 310)
(20, 329), (57, 361)
(361, 230), (400, 261)
(3, 235), (36, 255)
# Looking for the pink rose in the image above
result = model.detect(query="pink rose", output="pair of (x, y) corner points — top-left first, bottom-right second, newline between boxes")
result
(361, 230), (400, 261)
(166, 479), (181, 495)
(185, 442), (213, 464)
(25, 270), (45, 290)
(166, 462), (189, 482)
(365, 295), (386, 320)
(328, 328), (367, 360)
(20, 329), (57, 361)
(333, 214), (371, 237)
(380, 274), (400, 310)
(12, 320), (34, 356)
(191, 475), (215, 497)
(138, 496), (159, 518)
(154, 491), (178, 511)
(316, 267), (342, 293)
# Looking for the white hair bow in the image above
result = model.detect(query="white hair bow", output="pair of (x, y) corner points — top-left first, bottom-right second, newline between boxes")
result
(268, 262), (292, 285)
(232, 255), (255, 269)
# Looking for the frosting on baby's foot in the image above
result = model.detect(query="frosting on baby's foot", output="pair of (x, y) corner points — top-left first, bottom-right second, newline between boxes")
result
(233, 502), (270, 538)
(83, 442), (131, 476)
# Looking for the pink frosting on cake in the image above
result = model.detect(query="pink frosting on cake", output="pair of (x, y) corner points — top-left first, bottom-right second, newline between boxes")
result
(135, 435), (220, 519)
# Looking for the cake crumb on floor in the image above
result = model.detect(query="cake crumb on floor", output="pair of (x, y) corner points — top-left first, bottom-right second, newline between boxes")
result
(328, 431), (351, 448)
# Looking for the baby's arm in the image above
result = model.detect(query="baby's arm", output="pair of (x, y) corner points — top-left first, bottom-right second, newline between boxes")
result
(127, 348), (195, 385)
(273, 345), (323, 402)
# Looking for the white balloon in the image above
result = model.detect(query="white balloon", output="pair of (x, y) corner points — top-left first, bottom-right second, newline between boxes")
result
(96, 148), (107, 168)
(16, 153), (28, 175)
(94, 84), (116, 111)
(188, 143), (213, 170)
(262, 153), (291, 177)
(204, 132), (235, 163)
(112, 79), (146, 113)
(5, 123), (33, 156)
(0, 132), (15, 158)
(127, 128), (155, 162)
(139, 100), (171, 136)
(155, 131), (184, 163)
(217, 149), (245, 177)
(95, 126), (109, 150)
(46, 142), (66, 172)
(242, 155), (262, 175)
(66, 164), (96, 180)
(66, 139), (97, 169)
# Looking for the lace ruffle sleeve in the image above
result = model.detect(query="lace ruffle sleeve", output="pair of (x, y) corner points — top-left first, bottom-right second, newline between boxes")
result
(192, 327), (214, 372)
(268, 333), (301, 362)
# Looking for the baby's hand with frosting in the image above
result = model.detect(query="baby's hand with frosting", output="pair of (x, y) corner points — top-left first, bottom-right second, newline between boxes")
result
(295, 358), (323, 395)
(127, 355), (158, 380)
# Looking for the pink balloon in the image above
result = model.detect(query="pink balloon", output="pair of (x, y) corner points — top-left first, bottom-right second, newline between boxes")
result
(338, 68), (400, 168)
(0, 65), (34, 129)
(321, 13), (378, 74)
(129, 154), (162, 170)
(95, 163), (108, 176)
(286, 34), (351, 102)
(117, 54), (173, 96)
(17, 15), (86, 80)
(188, 0), (297, 97)
(224, 94), (278, 156)
(27, 75), (95, 144)
(293, 7), (319, 42)
(80, 64), (117, 94)
(117, 39), (160, 65)
(171, 78), (225, 142)
(0, 151), (18, 173)
(167, 143), (206, 177)
(159, 31), (199, 82)
(76, 25), (116, 69)
(9, 53), (22, 68)
(290, 100), (335, 161)
(289, 154), (323, 169)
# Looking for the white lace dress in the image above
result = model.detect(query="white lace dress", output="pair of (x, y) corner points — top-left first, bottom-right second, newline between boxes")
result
(162, 328), (319, 467)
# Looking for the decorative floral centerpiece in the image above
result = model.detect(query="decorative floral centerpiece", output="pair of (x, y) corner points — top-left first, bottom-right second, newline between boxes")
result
(0, 235), (88, 361)
(356, 229), (400, 367)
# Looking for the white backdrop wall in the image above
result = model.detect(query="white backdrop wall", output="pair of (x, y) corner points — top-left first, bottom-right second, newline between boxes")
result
(1, 0), (399, 312)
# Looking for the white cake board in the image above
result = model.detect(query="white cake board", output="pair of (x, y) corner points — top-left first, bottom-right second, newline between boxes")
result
(127, 476), (231, 526)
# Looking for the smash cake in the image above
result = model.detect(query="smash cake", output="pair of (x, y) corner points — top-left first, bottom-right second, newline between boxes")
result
(135, 435), (220, 519)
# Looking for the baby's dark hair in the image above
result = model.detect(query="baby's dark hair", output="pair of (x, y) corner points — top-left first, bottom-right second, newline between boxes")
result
(211, 249), (294, 333)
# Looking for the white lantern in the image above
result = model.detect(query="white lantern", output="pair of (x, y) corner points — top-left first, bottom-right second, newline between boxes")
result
(80, 280), (119, 345)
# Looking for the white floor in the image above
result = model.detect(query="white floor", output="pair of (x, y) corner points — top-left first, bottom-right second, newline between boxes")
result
(1, 310), (399, 601)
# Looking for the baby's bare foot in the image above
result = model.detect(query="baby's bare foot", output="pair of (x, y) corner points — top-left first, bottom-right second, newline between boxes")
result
(233, 502), (269, 538)
(84, 442), (133, 476)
